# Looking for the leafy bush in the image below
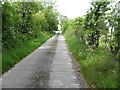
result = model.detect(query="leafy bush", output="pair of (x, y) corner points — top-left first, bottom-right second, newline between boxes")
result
(65, 31), (118, 88)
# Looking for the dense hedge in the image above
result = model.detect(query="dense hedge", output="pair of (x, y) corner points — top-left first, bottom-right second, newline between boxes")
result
(61, 0), (119, 88)
(2, 1), (58, 51)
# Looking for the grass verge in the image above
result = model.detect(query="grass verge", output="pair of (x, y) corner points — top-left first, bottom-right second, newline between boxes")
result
(2, 32), (54, 74)
(64, 30), (118, 88)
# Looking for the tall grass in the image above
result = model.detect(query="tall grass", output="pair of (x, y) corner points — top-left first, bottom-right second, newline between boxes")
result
(2, 32), (54, 74)
(64, 30), (118, 88)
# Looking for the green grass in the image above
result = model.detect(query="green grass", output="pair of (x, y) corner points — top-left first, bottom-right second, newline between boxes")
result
(64, 30), (118, 88)
(2, 32), (54, 74)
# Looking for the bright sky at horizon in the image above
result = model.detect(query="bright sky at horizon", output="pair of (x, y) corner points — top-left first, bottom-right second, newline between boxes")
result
(55, 0), (91, 19)
(55, 0), (120, 19)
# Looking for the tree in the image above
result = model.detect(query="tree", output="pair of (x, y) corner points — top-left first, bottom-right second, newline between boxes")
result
(2, 1), (59, 51)
(84, 1), (111, 49)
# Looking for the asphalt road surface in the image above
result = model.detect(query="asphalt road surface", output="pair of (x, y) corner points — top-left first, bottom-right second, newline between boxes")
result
(1, 32), (87, 88)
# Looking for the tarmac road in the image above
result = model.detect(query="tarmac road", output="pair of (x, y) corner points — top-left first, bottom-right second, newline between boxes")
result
(1, 32), (87, 88)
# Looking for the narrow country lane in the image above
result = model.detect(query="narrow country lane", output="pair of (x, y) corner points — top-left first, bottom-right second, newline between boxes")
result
(1, 32), (87, 88)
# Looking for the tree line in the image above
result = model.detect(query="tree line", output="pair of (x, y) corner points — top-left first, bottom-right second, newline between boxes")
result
(61, 0), (120, 60)
(2, 1), (59, 51)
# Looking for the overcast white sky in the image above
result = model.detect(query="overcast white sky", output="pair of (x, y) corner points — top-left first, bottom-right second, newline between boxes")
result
(55, 0), (120, 19)
(55, 0), (92, 19)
